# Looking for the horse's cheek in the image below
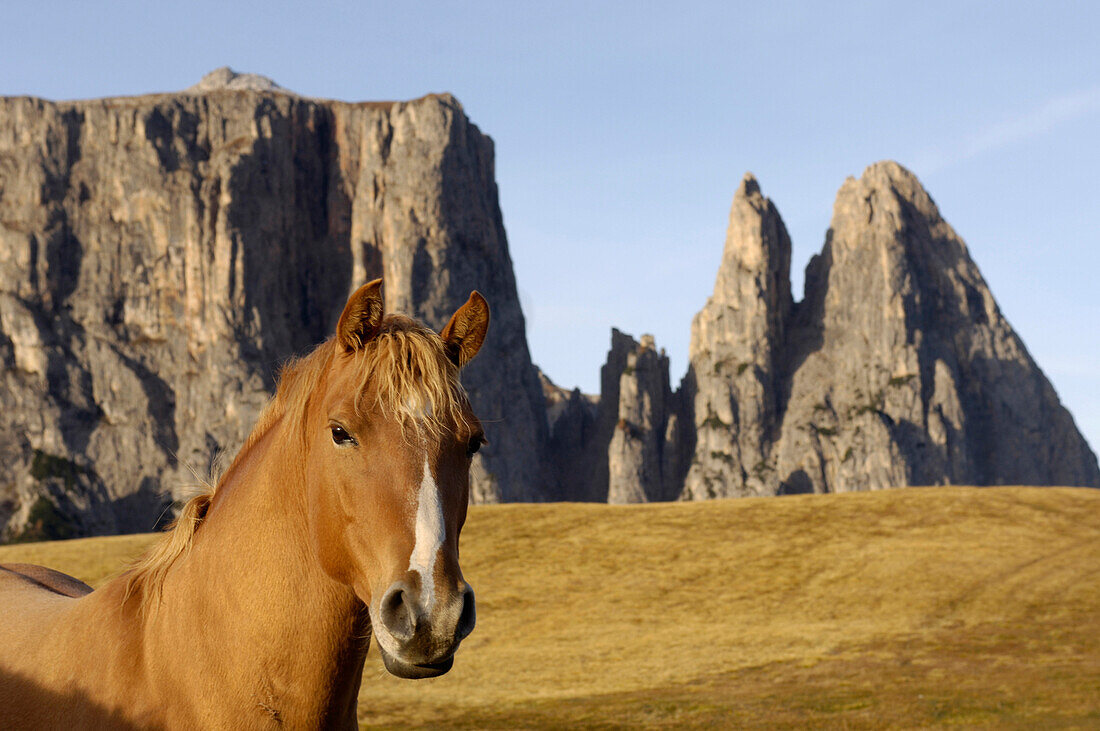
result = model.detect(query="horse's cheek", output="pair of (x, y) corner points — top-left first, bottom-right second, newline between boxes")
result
(309, 475), (355, 586)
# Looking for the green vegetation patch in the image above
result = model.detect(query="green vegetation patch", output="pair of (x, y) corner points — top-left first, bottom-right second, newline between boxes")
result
(700, 410), (730, 430)
(6, 496), (78, 544)
(30, 449), (88, 492)
(709, 450), (735, 465)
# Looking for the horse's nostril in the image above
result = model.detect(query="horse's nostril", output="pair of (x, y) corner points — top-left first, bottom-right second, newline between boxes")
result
(380, 585), (416, 641)
(455, 587), (476, 642)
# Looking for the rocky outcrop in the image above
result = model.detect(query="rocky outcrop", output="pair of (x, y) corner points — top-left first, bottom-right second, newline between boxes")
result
(771, 162), (1099, 492)
(681, 161), (1100, 497)
(545, 330), (687, 504)
(606, 334), (684, 503)
(542, 329), (633, 502)
(540, 370), (599, 501)
(0, 78), (548, 539)
(682, 174), (792, 499)
(538, 162), (1097, 502)
(186, 67), (292, 95)
(585, 328), (637, 502)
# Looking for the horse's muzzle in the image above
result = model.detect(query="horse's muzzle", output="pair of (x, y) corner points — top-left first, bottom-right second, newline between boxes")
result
(372, 580), (476, 679)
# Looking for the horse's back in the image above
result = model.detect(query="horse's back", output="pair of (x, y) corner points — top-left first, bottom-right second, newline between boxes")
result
(0, 564), (85, 664)
(0, 565), (137, 727)
(0, 563), (91, 670)
(0, 563), (93, 598)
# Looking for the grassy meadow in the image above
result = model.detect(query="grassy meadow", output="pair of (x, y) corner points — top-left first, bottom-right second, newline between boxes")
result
(2, 486), (1099, 728)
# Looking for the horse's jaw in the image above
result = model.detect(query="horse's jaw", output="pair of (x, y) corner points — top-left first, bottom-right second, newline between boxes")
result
(379, 647), (455, 679)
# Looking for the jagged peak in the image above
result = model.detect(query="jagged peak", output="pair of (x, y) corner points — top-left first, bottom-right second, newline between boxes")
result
(857, 160), (936, 209)
(737, 172), (762, 199)
(712, 170), (791, 303)
(861, 159), (920, 185)
(832, 159), (943, 238)
(686, 159), (1100, 498)
(186, 67), (294, 95)
(837, 160), (922, 193)
(609, 327), (639, 351)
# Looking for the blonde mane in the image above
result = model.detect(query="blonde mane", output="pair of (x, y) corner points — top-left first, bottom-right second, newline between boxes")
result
(124, 315), (470, 611)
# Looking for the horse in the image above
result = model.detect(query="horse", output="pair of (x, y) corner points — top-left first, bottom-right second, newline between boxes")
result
(0, 279), (489, 728)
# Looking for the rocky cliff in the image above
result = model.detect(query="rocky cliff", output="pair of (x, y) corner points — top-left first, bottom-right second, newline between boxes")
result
(543, 330), (688, 503)
(605, 333), (685, 503)
(561, 162), (1098, 501)
(681, 161), (1100, 496)
(540, 369), (599, 500)
(682, 174), (792, 499)
(2, 74), (1094, 536)
(0, 76), (548, 540)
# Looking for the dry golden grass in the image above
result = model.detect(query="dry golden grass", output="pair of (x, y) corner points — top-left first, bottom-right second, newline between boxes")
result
(2, 486), (1099, 728)
(0, 532), (155, 588)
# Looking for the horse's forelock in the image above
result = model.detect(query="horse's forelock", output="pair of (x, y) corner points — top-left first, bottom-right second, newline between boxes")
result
(349, 319), (472, 441)
(274, 316), (470, 444)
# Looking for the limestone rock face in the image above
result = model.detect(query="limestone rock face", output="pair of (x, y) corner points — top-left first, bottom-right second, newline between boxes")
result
(549, 329), (686, 504)
(680, 161), (1099, 498)
(0, 82), (547, 539)
(682, 174), (792, 499)
(542, 329), (635, 502)
(186, 67), (292, 95)
(607, 334), (683, 503)
(542, 162), (1096, 503)
(540, 370), (599, 501)
(771, 161), (1099, 492)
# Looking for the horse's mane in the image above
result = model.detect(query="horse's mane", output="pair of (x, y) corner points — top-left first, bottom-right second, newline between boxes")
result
(124, 315), (470, 612)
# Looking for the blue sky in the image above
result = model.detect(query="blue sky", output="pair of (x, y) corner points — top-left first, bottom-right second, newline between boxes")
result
(3, 1), (1099, 455)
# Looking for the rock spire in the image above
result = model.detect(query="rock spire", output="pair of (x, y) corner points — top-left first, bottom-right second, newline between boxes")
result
(771, 161), (1099, 492)
(677, 161), (1100, 497)
(682, 173), (792, 499)
(547, 162), (1099, 502)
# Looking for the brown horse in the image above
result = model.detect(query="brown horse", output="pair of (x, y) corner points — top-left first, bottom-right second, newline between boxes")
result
(0, 280), (489, 728)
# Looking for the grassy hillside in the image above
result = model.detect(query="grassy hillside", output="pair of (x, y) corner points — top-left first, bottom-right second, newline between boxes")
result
(2, 487), (1099, 728)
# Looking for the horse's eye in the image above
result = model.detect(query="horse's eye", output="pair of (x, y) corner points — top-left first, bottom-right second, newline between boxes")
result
(330, 425), (356, 446)
(466, 436), (483, 458)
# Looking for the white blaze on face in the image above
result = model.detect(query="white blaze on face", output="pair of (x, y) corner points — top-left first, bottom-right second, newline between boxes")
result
(409, 456), (445, 610)
(403, 395), (433, 422)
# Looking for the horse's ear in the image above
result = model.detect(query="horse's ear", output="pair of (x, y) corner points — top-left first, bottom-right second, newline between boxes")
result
(440, 291), (490, 368)
(337, 279), (385, 352)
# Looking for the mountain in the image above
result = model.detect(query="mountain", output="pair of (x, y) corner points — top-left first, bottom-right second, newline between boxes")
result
(591, 161), (1098, 500)
(0, 73), (548, 540)
(765, 162), (1099, 494)
(1, 71), (1094, 539)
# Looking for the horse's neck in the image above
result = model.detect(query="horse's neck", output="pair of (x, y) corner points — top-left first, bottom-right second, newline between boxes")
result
(146, 427), (369, 724)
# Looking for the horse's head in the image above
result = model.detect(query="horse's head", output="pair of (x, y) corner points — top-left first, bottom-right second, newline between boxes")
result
(305, 280), (487, 679)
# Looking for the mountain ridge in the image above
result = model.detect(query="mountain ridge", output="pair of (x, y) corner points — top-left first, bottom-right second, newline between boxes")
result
(0, 75), (1094, 540)
(581, 161), (1098, 500)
